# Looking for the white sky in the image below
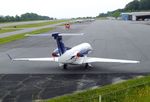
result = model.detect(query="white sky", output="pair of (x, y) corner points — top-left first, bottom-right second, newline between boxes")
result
(0, 0), (133, 18)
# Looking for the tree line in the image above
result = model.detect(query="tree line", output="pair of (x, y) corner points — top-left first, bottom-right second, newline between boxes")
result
(0, 13), (54, 22)
(98, 0), (150, 18)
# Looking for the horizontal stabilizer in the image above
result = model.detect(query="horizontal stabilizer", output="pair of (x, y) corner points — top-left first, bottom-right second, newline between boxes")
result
(59, 33), (84, 36)
(25, 34), (51, 37)
(25, 32), (84, 37)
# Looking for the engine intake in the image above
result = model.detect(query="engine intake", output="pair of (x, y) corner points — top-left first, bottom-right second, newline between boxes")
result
(52, 52), (59, 57)
(76, 52), (84, 57)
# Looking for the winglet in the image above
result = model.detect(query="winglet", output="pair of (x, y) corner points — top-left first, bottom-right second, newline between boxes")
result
(7, 54), (13, 61)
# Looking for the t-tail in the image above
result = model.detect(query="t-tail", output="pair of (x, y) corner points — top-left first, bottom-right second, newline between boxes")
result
(25, 32), (84, 56)
(52, 32), (65, 55)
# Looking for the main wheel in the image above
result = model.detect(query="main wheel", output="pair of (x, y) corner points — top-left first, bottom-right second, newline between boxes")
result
(63, 64), (68, 69)
(85, 63), (92, 68)
(85, 63), (89, 68)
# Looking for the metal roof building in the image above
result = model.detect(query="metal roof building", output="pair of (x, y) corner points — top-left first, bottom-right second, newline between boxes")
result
(121, 12), (150, 21)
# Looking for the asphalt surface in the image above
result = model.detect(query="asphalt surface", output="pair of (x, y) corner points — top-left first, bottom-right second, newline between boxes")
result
(0, 73), (146, 102)
(0, 20), (150, 73)
(0, 20), (150, 102)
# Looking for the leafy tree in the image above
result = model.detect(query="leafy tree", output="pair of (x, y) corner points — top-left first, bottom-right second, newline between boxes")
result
(125, 0), (140, 11)
(15, 15), (20, 21)
(112, 11), (120, 18)
(139, 0), (150, 10)
(0, 16), (5, 22)
(0, 13), (53, 22)
(97, 0), (150, 18)
(97, 13), (108, 17)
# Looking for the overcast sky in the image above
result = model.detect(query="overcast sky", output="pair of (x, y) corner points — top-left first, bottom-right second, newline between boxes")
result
(0, 0), (133, 18)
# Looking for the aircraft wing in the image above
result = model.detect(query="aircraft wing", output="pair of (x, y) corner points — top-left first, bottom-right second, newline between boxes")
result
(7, 54), (58, 62)
(13, 58), (58, 62)
(83, 57), (140, 64)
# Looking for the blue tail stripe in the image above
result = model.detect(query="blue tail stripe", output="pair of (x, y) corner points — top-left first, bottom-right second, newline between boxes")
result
(52, 32), (66, 55)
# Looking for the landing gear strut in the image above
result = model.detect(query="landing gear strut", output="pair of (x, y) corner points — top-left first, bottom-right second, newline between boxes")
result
(85, 63), (92, 68)
(63, 64), (68, 69)
(85, 63), (88, 68)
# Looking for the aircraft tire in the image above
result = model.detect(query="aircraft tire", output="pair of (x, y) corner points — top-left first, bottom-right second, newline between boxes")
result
(85, 63), (89, 68)
(63, 64), (68, 69)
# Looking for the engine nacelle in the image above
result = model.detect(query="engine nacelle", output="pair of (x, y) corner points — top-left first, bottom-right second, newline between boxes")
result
(52, 48), (59, 57)
(52, 52), (59, 57)
(76, 47), (92, 57)
(76, 52), (84, 57)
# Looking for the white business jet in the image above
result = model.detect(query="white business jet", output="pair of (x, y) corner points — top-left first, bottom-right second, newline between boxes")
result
(8, 32), (140, 69)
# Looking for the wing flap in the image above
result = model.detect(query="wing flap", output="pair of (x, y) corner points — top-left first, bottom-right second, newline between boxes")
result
(83, 57), (140, 64)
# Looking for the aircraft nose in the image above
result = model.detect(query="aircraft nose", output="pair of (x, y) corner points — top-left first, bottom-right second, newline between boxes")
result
(87, 43), (93, 50)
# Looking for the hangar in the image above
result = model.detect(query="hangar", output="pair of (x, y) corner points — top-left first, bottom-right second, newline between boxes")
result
(121, 12), (150, 21)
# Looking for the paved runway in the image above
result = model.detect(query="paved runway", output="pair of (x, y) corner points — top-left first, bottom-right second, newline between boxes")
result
(0, 20), (150, 73)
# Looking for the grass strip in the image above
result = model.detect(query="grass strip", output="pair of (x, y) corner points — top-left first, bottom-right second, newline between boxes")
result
(0, 27), (54, 44)
(43, 75), (150, 102)
(4, 20), (69, 28)
(0, 28), (19, 34)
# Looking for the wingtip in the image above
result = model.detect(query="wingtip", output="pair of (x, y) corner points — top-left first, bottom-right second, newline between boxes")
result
(7, 53), (13, 61)
(130, 60), (140, 64)
(80, 33), (84, 36)
(137, 60), (140, 64)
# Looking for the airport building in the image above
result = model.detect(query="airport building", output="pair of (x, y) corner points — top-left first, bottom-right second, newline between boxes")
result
(121, 12), (150, 21)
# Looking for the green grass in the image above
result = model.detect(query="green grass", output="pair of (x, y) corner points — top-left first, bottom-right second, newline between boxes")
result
(4, 20), (69, 28)
(102, 81), (150, 102)
(0, 28), (19, 34)
(97, 17), (108, 20)
(0, 19), (70, 44)
(42, 75), (150, 102)
(0, 27), (54, 44)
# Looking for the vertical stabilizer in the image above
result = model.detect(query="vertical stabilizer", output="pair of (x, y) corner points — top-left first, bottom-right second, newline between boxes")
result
(52, 32), (65, 55)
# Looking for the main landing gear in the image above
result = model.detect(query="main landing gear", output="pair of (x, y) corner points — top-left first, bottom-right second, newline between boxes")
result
(63, 64), (68, 69)
(85, 63), (92, 68)
(62, 63), (92, 69)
